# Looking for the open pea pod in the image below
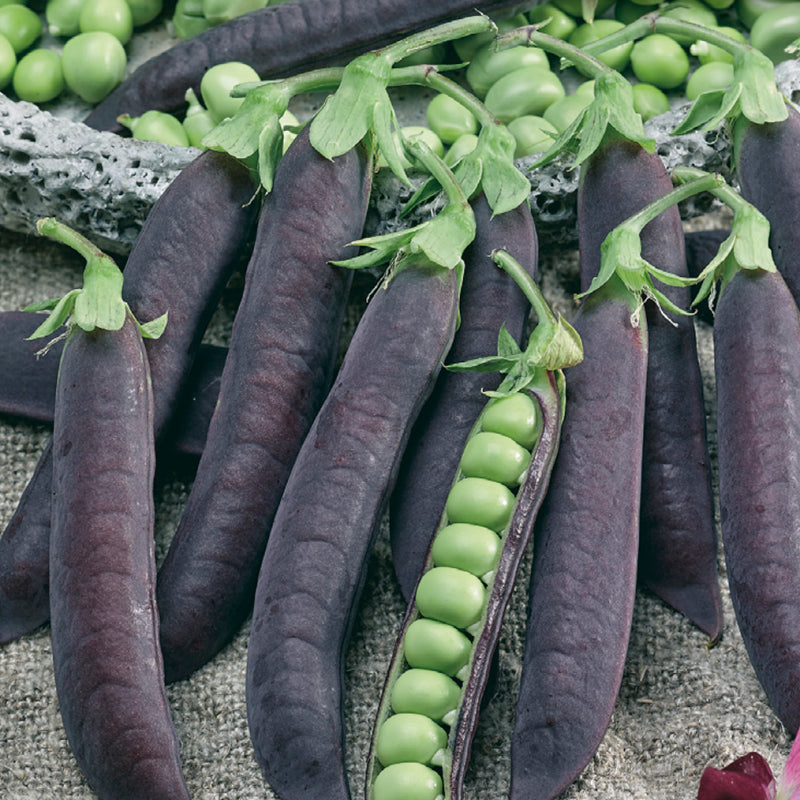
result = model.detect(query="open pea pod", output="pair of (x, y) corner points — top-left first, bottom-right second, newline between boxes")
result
(365, 251), (582, 800)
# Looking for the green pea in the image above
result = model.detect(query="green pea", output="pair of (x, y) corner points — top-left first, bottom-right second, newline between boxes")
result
(614, 0), (650, 24)
(61, 31), (126, 103)
(375, 713), (448, 767)
(465, 43), (550, 99)
(202, 0), (266, 24)
(431, 522), (501, 578)
(506, 114), (558, 159)
(445, 477), (515, 532)
(425, 93), (478, 145)
(379, 125), (444, 171)
(12, 47), (64, 103)
(685, 61), (734, 100)
(0, 33), (16, 89)
(443, 132), (478, 167)
(690, 26), (746, 64)
(182, 86), (216, 147)
(459, 431), (531, 486)
(118, 109), (190, 146)
(574, 79), (595, 98)
(631, 82), (670, 122)
(735, 0), (790, 28)
(484, 66), (565, 124)
(79, 0), (133, 44)
(660, 0), (717, 45)
(568, 20), (634, 73)
(629, 33), (690, 90)
(396, 42), (448, 67)
(527, 2), (578, 40)
(403, 619), (471, 677)
(552, 0), (615, 16)
(542, 92), (592, 133)
(200, 60), (260, 122)
(172, 0), (210, 38)
(749, 2), (800, 63)
(45, 0), (87, 37)
(390, 669), (462, 722)
(481, 392), (542, 450)
(415, 566), (486, 630)
(372, 762), (443, 800)
(125, 0), (163, 26)
(0, 3), (41, 52)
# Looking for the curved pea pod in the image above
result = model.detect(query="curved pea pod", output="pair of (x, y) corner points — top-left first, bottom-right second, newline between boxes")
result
(156, 126), (372, 683)
(246, 261), (460, 800)
(390, 194), (538, 603)
(510, 276), (647, 800)
(0, 309), (226, 458)
(50, 312), (190, 800)
(714, 267), (800, 735)
(577, 137), (721, 642)
(0, 149), (257, 646)
(84, 0), (527, 132)
(367, 372), (563, 800)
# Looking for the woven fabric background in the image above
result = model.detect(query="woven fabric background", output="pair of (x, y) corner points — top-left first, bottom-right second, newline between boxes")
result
(0, 215), (792, 799)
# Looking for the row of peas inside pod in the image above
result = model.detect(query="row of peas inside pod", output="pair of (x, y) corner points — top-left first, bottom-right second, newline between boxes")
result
(369, 391), (544, 800)
(0, 0), (162, 106)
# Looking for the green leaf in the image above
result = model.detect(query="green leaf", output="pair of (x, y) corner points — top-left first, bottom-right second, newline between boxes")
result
(24, 290), (79, 340)
(734, 48), (788, 125)
(671, 85), (741, 135)
(476, 124), (532, 215)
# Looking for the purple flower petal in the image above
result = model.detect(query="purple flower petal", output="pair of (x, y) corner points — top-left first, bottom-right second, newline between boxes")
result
(698, 752), (776, 800)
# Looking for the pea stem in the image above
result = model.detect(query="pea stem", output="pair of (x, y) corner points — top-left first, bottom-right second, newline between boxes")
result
(673, 166), (754, 217)
(36, 217), (111, 266)
(492, 249), (556, 327)
(380, 14), (497, 64)
(405, 135), (469, 211)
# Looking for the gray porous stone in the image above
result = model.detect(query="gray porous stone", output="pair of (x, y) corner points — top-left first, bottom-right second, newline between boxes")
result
(1, 60), (799, 252)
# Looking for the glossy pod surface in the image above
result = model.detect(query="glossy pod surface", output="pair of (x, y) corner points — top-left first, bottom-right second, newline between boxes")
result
(0, 149), (257, 645)
(246, 263), (459, 800)
(390, 195), (537, 602)
(156, 128), (372, 683)
(577, 138), (720, 641)
(714, 267), (800, 736)
(50, 314), (190, 800)
(84, 0), (534, 132)
(511, 281), (647, 800)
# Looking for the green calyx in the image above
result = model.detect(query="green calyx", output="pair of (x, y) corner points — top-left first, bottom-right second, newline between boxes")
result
(25, 218), (167, 342)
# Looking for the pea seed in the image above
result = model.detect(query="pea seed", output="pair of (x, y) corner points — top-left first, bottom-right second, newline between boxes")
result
(375, 713), (448, 766)
(372, 762), (443, 800)
(465, 43), (550, 98)
(445, 477), (515, 532)
(403, 619), (471, 677)
(390, 669), (461, 722)
(481, 392), (542, 449)
(415, 567), (486, 630)
(459, 431), (531, 487)
(430, 523), (501, 578)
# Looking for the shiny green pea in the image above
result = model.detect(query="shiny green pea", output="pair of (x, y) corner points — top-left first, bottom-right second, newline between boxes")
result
(574, 79), (595, 97)
(183, 86), (216, 147)
(45, 0), (86, 37)
(735, 0), (791, 28)
(631, 82), (670, 121)
(403, 619), (471, 677)
(749, 2), (800, 63)
(690, 26), (746, 64)
(543, 92), (592, 133)
(552, 0), (615, 15)
(484, 66), (565, 124)
(661, 0), (717, 44)
(12, 47), (64, 102)
(685, 61), (734, 100)
(527, 2), (578, 40)
(459, 431), (531, 486)
(415, 566), (486, 630)
(119, 109), (190, 146)
(506, 114), (558, 158)
(0, 3), (41, 52)
(443, 132), (478, 166)
(481, 392), (542, 450)
(630, 34), (690, 90)
(202, 0), (266, 24)
(79, 0), (133, 43)
(378, 125), (444, 171)
(390, 669), (461, 722)
(445, 477), (515, 532)
(372, 762), (443, 800)
(172, 0), (210, 38)
(0, 33), (16, 89)
(431, 522), (501, 578)
(200, 60), (260, 122)
(375, 713), (448, 767)
(568, 19), (633, 73)
(425, 93), (478, 145)
(465, 43), (550, 99)
(125, 0), (163, 26)
(61, 31), (126, 103)
(614, 0), (650, 24)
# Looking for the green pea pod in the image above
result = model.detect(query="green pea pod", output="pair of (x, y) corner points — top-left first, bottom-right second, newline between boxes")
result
(366, 251), (581, 800)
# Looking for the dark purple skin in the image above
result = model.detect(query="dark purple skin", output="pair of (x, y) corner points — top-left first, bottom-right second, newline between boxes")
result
(714, 267), (800, 736)
(684, 228), (730, 324)
(577, 138), (721, 642)
(0, 310), (225, 457)
(156, 127), (372, 684)
(246, 262), (459, 800)
(50, 313), (190, 800)
(735, 103), (800, 305)
(0, 149), (257, 645)
(510, 278), (647, 800)
(84, 0), (530, 132)
(389, 194), (538, 603)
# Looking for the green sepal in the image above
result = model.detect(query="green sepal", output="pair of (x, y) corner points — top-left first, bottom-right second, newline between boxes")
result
(529, 71), (655, 170)
(671, 85), (741, 135)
